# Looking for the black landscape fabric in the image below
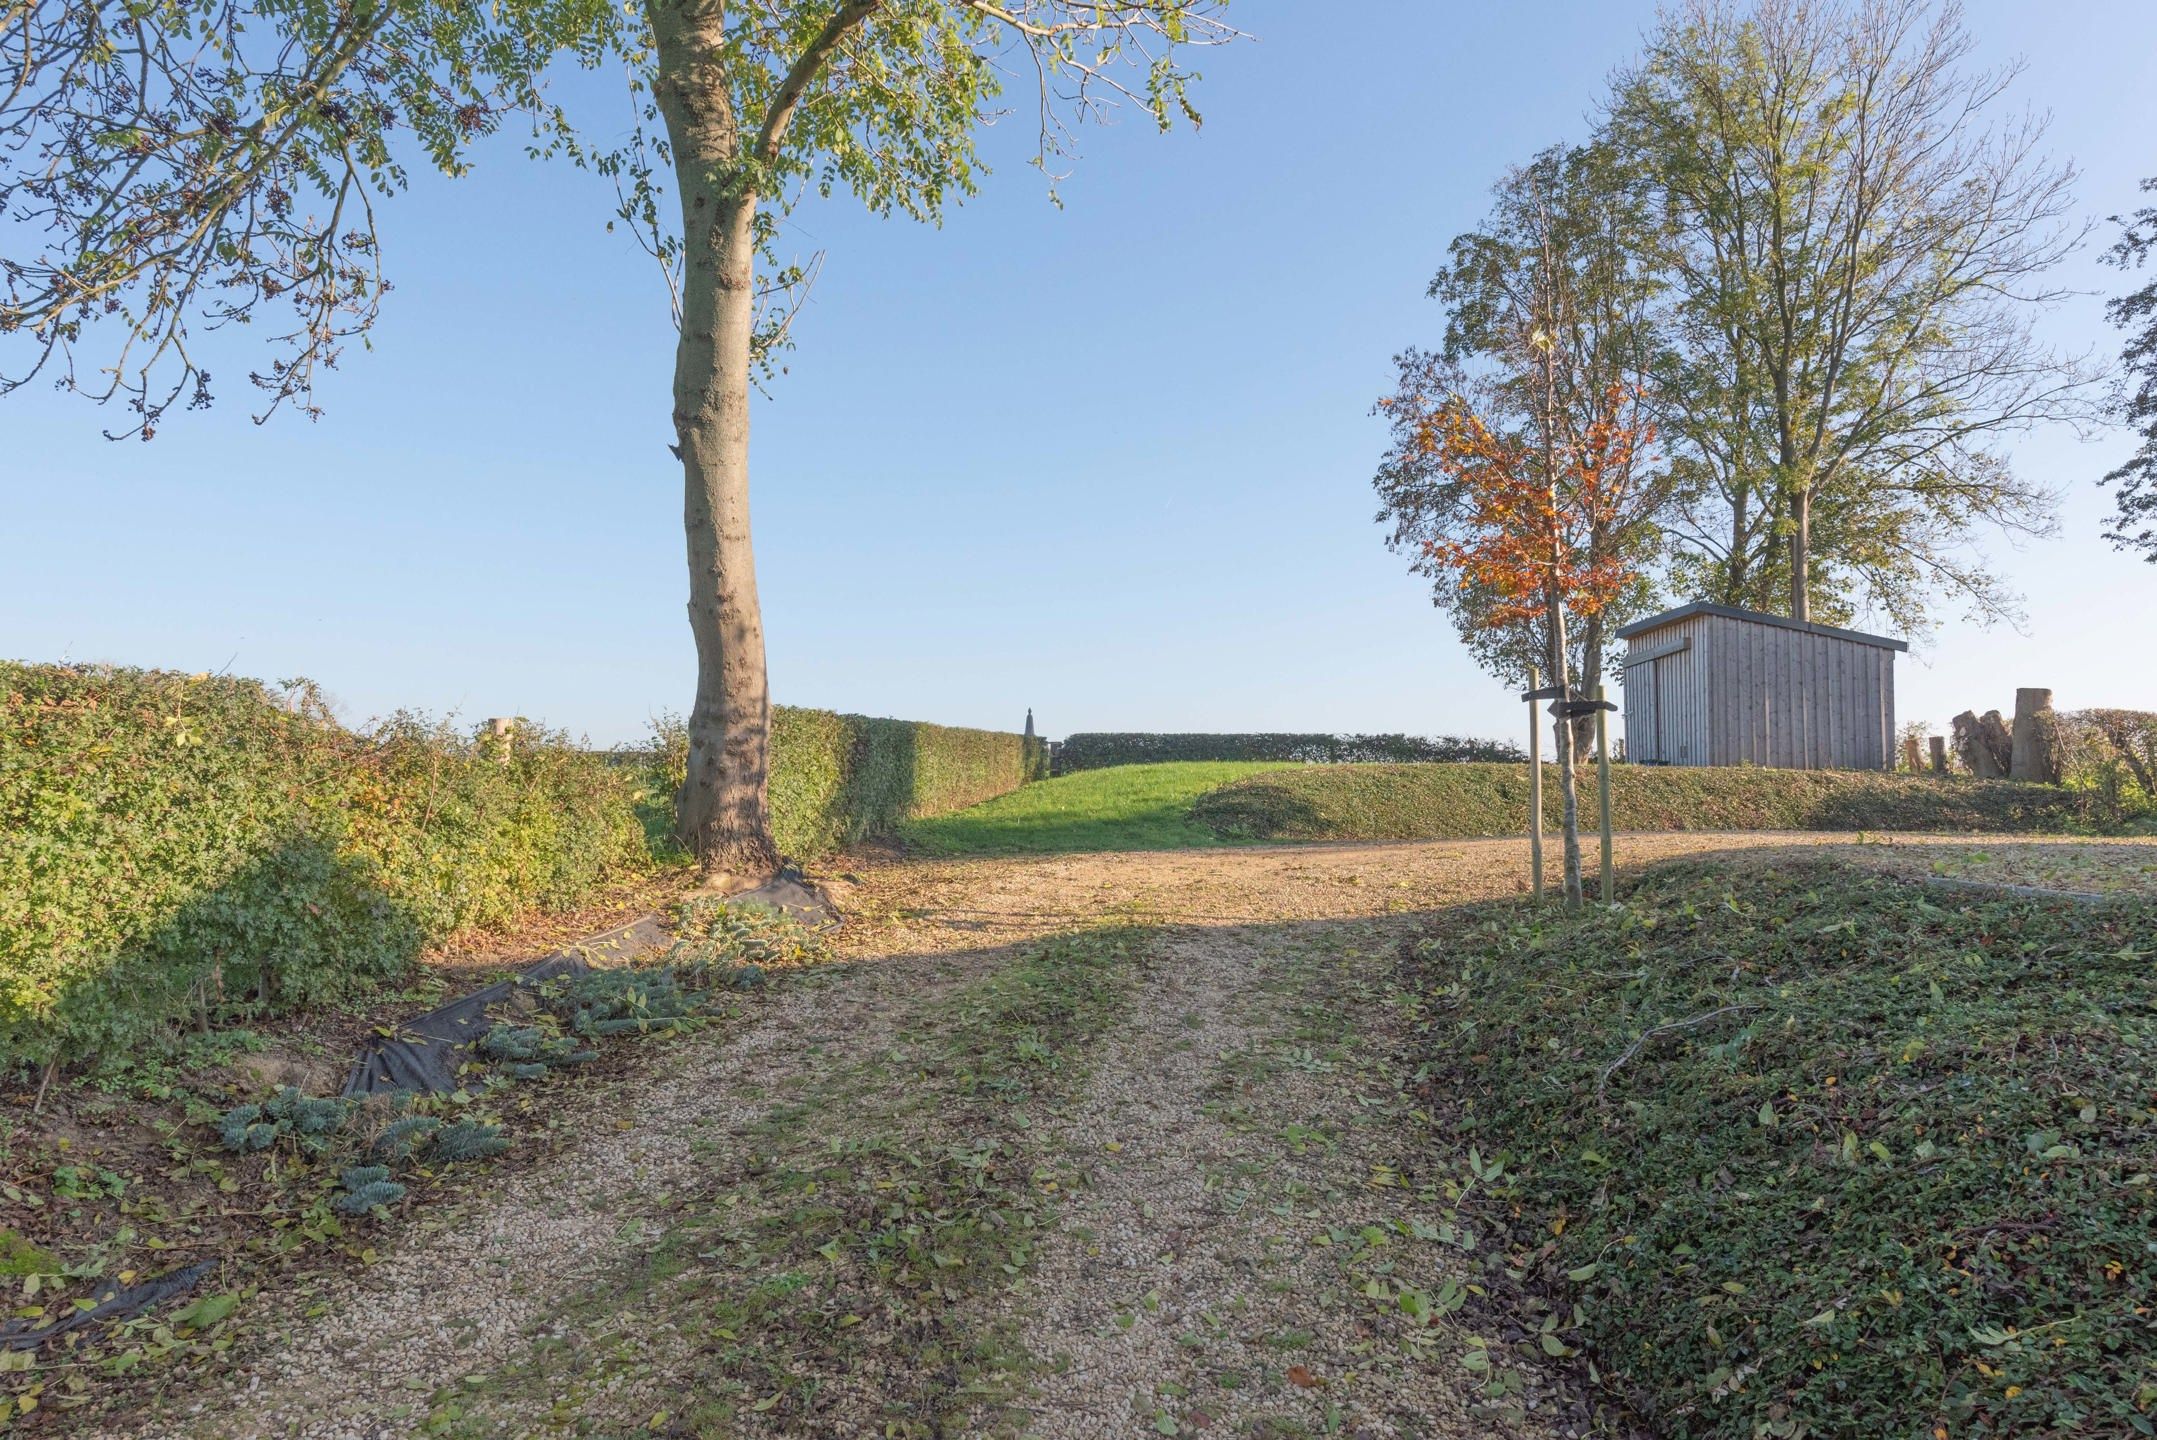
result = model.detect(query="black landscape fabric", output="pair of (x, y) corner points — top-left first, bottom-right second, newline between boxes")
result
(340, 914), (671, 1097)
(0, 1261), (216, 1351)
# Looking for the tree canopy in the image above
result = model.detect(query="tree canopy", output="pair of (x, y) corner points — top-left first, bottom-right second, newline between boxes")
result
(1608, 0), (2094, 630)
(2103, 176), (2157, 561)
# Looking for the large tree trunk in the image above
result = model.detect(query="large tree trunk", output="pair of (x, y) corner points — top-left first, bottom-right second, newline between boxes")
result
(1789, 483), (1811, 622)
(653, 4), (781, 883)
(2009, 688), (2058, 783)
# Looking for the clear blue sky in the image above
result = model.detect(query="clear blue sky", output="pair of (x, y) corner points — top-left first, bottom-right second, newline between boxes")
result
(8, 1), (2153, 747)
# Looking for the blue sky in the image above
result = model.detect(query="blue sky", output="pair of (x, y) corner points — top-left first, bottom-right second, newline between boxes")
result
(8, 0), (2154, 748)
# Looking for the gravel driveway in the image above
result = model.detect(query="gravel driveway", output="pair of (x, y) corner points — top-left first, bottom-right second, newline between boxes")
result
(102, 831), (2122, 1439)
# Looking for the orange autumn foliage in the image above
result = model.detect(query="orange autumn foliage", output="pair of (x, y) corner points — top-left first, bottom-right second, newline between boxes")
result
(1402, 383), (1654, 631)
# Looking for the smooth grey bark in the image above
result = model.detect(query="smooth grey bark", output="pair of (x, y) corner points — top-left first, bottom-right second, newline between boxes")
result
(651, 2), (779, 881)
(1537, 351), (1584, 908)
(1790, 484), (1812, 623)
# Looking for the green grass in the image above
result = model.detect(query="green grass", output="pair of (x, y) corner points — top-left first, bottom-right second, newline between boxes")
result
(1403, 861), (2156, 1440)
(1192, 762), (2132, 841)
(900, 762), (1292, 855)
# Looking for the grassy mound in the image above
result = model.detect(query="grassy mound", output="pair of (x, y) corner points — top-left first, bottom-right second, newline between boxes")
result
(1193, 762), (2120, 841)
(902, 762), (1291, 855)
(1404, 862), (2155, 1439)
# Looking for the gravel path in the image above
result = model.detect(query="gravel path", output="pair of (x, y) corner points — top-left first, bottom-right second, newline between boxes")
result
(103, 830), (2111, 1438)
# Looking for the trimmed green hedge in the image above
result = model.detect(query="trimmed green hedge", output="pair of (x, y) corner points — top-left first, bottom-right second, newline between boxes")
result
(1056, 732), (1522, 771)
(767, 708), (1048, 857)
(647, 707), (1044, 860)
(2, 664), (1043, 1070)
(1405, 863), (2156, 1438)
(1, 664), (652, 1069)
(1192, 762), (2132, 840)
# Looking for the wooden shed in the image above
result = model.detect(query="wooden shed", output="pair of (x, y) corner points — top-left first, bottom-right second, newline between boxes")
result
(1615, 602), (1905, 770)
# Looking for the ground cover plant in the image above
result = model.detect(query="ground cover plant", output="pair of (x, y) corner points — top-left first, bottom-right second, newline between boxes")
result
(0, 900), (827, 1420)
(1195, 762), (2143, 842)
(901, 761), (1293, 856)
(1401, 860), (2157, 1439)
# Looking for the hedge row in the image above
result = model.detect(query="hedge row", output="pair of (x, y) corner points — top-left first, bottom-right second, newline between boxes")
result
(1, 664), (652, 1070)
(3, 665), (1045, 1070)
(1055, 731), (1523, 771)
(646, 708), (1047, 860)
(1190, 762), (2133, 841)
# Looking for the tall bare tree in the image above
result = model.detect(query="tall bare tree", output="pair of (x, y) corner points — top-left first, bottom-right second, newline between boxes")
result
(1609, 0), (2095, 628)
(2, 0), (1238, 885)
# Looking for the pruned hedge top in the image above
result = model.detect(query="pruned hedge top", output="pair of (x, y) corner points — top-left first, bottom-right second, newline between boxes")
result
(1056, 732), (1523, 771)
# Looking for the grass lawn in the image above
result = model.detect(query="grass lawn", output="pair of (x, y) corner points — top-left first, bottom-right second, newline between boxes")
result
(900, 762), (1292, 856)
(1192, 761), (2132, 840)
(1405, 860), (2156, 1440)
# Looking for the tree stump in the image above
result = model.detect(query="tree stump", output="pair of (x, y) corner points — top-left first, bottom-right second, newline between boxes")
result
(1929, 736), (1948, 776)
(2009, 688), (2057, 783)
(1952, 710), (2013, 779)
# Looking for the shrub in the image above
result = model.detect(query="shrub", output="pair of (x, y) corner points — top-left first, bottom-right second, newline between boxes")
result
(647, 707), (1041, 860)
(2056, 708), (2157, 820)
(1191, 762), (2135, 841)
(1056, 731), (1523, 771)
(333, 1165), (406, 1216)
(214, 1087), (352, 1155)
(369, 1115), (443, 1165)
(1403, 862), (2156, 1439)
(428, 1119), (509, 1164)
(0, 663), (649, 1069)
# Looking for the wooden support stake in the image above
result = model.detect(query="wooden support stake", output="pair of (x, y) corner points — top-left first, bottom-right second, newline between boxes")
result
(484, 717), (514, 764)
(1527, 665), (1544, 901)
(1595, 684), (1614, 904)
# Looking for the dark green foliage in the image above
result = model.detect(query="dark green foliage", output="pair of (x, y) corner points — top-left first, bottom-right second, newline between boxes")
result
(1193, 762), (2141, 841)
(428, 1120), (509, 1165)
(1404, 863), (2157, 1439)
(2101, 176), (2157, 559)
(214, 1087), (351, 1156)
(479, 1024), (596, 1074)
(0, 663), (650, 1069)
(649, 707), (1044, 861)
(214, 1106), (280, 1154)
(1056, 732), (1523, 771)
(333, 1165), (406, 1216)
(369, 1114), (442, 1164)
(561, 969), (700, 1039)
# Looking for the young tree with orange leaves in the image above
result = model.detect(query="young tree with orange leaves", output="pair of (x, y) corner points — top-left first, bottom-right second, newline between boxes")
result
(1376, 145), (1668, 904)
(1392, 374), (1655, 904)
